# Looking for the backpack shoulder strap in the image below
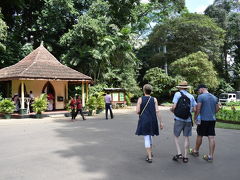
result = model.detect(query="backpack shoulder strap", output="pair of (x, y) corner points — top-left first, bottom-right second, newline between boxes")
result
(179, 91), (189, 99)
(179, 91), (184, 96)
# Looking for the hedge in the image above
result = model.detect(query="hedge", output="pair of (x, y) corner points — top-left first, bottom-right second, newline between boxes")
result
(216, 109), (240, 122)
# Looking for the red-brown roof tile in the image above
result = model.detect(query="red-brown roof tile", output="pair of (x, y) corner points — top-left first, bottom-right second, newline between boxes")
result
(0, 44), (92, 81)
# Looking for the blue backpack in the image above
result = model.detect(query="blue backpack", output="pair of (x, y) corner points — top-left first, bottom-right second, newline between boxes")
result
(174, 92), (191, 119)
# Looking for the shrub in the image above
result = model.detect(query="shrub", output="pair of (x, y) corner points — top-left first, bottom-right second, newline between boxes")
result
(96, 94), (105, 110)
(65, 101), (71, 111)
(125, 94), (131, 106)
(216, 109), (240, 122)
(32, 94), (48, 114)
(0, 99), (15, 114)
(86, 96), (97, 111)
(226, 101), (240, 106)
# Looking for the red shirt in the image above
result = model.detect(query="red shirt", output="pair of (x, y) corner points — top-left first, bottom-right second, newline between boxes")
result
(76, 99), (82, 109)
(47, 93), (54, 100)
(70, 99), (76, 109)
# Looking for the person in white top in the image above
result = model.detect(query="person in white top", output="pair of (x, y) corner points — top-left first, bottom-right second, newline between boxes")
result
(104, 92), (113, 119)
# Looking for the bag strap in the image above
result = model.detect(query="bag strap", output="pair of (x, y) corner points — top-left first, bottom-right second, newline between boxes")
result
(179, 91), (185, 97)
(140, 96), (151, 116)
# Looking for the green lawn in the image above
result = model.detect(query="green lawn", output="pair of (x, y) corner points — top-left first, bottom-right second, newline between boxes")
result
(216, 122), (240, 130)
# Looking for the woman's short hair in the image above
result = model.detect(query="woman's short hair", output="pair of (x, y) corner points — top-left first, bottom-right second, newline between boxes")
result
(143, 84), (152, 95)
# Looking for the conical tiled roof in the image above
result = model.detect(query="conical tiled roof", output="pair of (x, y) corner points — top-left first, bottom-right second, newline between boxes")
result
(0, 44), (92, 81)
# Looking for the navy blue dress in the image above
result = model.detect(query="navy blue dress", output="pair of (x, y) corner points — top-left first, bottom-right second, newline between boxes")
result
(135, 96), (159, 136)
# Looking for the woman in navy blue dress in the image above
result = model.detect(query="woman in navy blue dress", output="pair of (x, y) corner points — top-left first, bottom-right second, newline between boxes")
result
(136, 84), (164, 163)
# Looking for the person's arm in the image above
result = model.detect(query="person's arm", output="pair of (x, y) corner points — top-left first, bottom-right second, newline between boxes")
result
(192, 97), (197, 112)
(170, 103), (176, 113)
(170, 92), (178, 113)
(216, 103), (221, 113)
(136, 97), (142, 114)
(155, 98), (163, 129)
(194, 102), (202, 122)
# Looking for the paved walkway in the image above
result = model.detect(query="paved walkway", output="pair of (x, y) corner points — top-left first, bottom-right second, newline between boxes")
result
(0, 107), (239, 180)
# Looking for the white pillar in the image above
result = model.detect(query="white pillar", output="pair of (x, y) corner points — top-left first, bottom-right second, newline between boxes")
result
(82, 81), (85, 107)
(86, 81), (89, 103)
(21, 81), (25, 109)
(66, 83), (68, 101)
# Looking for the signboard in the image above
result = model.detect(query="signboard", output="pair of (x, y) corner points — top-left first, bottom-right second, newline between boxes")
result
(119, 92), (124, 101)
(112, 93), (118, 101)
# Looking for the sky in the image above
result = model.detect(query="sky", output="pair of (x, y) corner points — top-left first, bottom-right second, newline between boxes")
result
(141, 0), (215, 14)
(185, 0), (214, 13)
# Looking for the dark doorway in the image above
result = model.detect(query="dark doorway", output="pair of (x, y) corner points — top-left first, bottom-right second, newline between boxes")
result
(0, 81), (11, 98)
(42, 82), (55, 110)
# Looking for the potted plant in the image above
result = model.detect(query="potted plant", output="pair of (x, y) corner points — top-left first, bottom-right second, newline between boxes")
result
(96, 93), (105, 114)
(64, 101), (71, 117)
(86, 96), (97, 116)
(31, 94), (48, 118)
(0, 99), (15, 119)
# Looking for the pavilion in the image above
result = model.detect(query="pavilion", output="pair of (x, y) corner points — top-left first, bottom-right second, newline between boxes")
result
(0, 43), (92, 112)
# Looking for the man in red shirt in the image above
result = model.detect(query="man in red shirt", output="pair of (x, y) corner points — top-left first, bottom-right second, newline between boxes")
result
(74, 95), (86, 120)
(70, 97), (76, 121)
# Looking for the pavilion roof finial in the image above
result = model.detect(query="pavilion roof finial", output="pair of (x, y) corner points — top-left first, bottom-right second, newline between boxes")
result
(40, 41), (44, 47)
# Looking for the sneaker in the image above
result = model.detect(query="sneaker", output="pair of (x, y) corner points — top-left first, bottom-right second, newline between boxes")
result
(189, 148), (199, 157)
(203, 155), (213, 162)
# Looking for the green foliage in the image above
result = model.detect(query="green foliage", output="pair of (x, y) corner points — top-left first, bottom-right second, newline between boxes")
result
(32, 94), (48, 114)
(205, 0), (240, 82)
(148, 13), (225, 73)
(20, 43), (34, 58)
(170, 51), (219, 89)
(0, 99), (15, 114)
(89, 84), (108, 97)
(0, 10), (7, 52)
(65, 101), (71, 112)
(225, 101), (240, 106)
(103, 67), (141, 96)
(214, 79), (235, 95)
(86, 96), (97, 111)
(96, 92), (105, 110)
(217, 108), (240, 122)
(143, 67), (176, 97)
(125, 92), (134, 106)
(60, 0), (142, 96)
(0, 34), (27, 68)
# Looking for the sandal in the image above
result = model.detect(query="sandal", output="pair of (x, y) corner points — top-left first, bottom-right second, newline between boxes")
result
(172, 154), (183, 161)
(183, 157), (189, 163)
(203, 155), (213, 162)
(145, 157), (152, 163)
(189, 148), (199, 157)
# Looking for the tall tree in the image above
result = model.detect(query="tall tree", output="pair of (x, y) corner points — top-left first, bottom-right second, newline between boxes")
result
(170, 51), (219, 89)
(0, 10), (7, 52)
(205, 0), (240, 82)
(60, 0), (141, 94)
(145, 13), (225, 76)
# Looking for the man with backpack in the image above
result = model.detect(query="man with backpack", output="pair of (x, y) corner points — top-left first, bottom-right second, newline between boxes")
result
(170, 81), (196, 163)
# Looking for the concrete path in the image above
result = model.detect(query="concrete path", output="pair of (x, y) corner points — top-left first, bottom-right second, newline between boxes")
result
(0, 107), (239, 180)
